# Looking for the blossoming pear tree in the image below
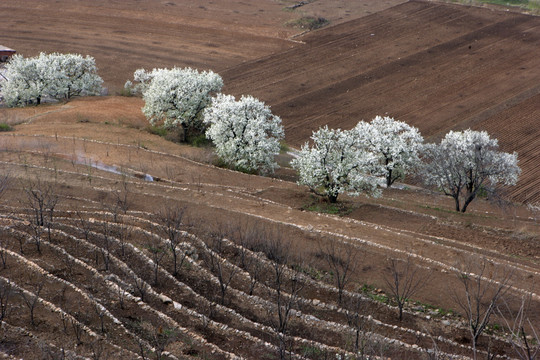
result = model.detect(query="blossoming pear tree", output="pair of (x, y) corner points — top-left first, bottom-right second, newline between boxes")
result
(127, 67), (223, 142)
(421, 129), (520, 212)
(204, 94), (284, 174)
(291, 126), (381, 203)
(354, 116), (424, 187)
(2, 53), (103, 107)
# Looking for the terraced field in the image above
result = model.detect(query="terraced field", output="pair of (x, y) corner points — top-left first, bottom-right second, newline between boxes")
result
(1, 0), (539, 359)
(0, 102), (539, 358)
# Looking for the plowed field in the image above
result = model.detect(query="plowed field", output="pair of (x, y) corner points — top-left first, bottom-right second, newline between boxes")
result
(223, 0), (540, 203)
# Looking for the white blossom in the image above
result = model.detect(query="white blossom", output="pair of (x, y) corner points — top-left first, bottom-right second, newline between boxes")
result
(128, 67), (223, 140)
(354, 116), (423, 187)
(291, 126), (382, 203)
(204, 94), (284, 174)
(421, 129), (520, 212)
(2, 53), (103, 107)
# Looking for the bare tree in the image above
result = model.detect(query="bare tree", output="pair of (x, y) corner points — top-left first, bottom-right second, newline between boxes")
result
(132, 274), (149, 302)
(0, 279), (12, 323)
(230, 221), (265, 296)
(383, 255), (430, 321)
(264, 234), (304, 360)
(117, 222), (132, 259)
(90, 339), (107, 360)
(148, 325), (177, 360)
(146, 239), (167, 286)
(343, 294), (379, 357)
(75, 210), (93, 242)
(99, 221), (113, 272)
(91, 297), (107, 334)
(20, 282), (44, 327)
(71, 316), (84, 345)
(0, 236), (8, 269)
(318, 239), (360, 305)
(497, 295), (539, 360)
(155, 206), (186, 277)
(453, 257), (513, 359)
(23, 178), (59, 245)
(203, 230), (239, 305)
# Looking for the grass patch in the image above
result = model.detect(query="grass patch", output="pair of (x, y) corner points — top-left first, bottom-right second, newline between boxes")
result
(286, 16), (329, 30)
(455, 0), (540, 11)
(212, 157), (258, 175)
(302, 196), (354, 216)
(146, 125), (168, 137)
(0, 123), (13, 132)
(117, 87), (135, 97)
(279, 141), (290, 153)
(189, 134), (212, 148)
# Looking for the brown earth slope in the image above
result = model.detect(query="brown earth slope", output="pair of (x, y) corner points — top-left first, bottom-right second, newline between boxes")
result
(0, 0), (405, 92)
(223, 0), (540, 204)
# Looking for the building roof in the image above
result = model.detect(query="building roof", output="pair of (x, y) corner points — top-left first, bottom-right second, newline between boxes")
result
(0, 46), (16, 52)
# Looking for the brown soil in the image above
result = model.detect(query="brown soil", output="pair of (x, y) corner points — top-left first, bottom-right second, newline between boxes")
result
(0, 0), (539, 359)
(223, 0), (540, 204)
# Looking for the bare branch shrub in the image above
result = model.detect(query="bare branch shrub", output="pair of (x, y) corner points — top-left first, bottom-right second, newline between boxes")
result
(155, 206), (187, 276)
(383, 255), (430, 321)
(20, 281), (44, 327)
(0, 279), (12, 323)
(497, 294), (539, 360)
(453, 257), (513, 358)
(317, 239), (360, 305)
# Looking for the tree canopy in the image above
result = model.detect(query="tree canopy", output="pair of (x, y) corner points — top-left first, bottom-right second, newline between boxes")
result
(2, 53), (103, 107)
(127, 67), (223, 141)
(291, 126), (381, 203)
(421, 129), (520, 212)
(354, 116), (423, 187)
(204, 94), (284, 174)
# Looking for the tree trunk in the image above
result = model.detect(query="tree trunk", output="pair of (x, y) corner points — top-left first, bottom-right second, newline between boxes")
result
(461, 193), (476, 213)
(328, 193), (338, 203)
(454, 195), (461, 212)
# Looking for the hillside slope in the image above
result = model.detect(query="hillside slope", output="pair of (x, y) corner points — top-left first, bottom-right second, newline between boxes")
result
(223, 0), (540, 203)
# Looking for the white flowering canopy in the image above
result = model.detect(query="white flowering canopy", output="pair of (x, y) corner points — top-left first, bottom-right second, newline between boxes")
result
(291, 126), (382, 203)
(204, 94), (284, 174)
(2, 53), (103, 107)
(129, 67), (223, 138)
(354, 116), (424, 187)
(422, 129), (520, 212)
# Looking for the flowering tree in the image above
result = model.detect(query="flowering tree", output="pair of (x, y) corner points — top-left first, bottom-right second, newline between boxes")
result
(127, 67), (223, 141)
(204, 94), (284, 174)
(2, 53), (102, 107)
(291, 126), (381, 203)
(421, 129), (520, 213)
(354, 116), (423, 187)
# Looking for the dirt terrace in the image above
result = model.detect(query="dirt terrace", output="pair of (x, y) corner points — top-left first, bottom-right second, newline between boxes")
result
(0, 98), (539, 358)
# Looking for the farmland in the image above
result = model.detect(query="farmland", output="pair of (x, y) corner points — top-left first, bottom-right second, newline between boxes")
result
(0, 0), (539, 359)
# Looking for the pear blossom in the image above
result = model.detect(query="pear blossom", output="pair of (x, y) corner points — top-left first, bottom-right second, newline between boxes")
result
(2, 53), (102, 107)
(291, 126), (382, 203)
(354, 116), (423, 187)
(128, 67), (223, 141)
(204, 94), (284, 174)
(421, 129), (520, 212)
